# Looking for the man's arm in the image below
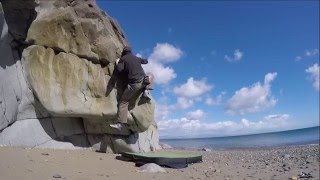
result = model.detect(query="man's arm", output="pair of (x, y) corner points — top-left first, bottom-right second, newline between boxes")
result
(139, 57), (148, 64)
(116, 58), (124, 72)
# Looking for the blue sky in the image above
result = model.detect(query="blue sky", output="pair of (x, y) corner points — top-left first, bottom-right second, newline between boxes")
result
(98, 1), (319, 138)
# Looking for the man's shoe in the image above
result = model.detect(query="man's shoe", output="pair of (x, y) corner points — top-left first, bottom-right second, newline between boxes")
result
(142, 90), (151, 100)
(110, 123), (126, 130)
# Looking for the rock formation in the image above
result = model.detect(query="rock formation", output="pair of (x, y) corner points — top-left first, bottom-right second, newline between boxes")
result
(0, 0), (160, 153)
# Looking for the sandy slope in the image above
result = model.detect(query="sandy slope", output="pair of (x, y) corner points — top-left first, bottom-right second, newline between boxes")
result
(0, 145), (319, 180)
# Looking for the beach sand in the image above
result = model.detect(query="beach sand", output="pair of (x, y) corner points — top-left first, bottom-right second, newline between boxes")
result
(0, 145), (319, 180)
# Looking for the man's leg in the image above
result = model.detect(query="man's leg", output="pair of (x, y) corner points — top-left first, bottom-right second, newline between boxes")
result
(117, 101), (129, 123)
(117, 85), (134, 123)
(111, 82), (143, 130)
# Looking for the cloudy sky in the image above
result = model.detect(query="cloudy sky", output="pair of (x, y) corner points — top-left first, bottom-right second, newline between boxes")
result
(99, 1), (319, 138)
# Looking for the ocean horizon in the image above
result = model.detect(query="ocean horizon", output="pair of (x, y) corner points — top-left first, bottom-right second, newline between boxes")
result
(160, 126), (320, 150)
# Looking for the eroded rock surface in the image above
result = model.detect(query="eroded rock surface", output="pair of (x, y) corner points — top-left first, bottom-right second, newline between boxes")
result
(0, 0), (160, 153)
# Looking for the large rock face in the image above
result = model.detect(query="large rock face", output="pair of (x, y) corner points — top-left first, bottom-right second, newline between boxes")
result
(0, 0), (160, 153)
(22, 45), (117, 118)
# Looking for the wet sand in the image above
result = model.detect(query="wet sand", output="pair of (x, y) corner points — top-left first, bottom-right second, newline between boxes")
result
(0, 144), (319, 180)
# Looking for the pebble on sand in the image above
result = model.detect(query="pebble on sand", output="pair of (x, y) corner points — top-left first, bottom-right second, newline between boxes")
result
(202, 148), (212, 152)
(53, 174), (62, 178)
(291, 176), (298, 180)
(160, 144), (173, 149)
(138, 163), (166, 173)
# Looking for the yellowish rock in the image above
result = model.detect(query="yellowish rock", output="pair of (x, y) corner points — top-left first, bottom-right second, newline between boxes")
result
(22, 45), (117, 118)
(27, 7), (123, 64)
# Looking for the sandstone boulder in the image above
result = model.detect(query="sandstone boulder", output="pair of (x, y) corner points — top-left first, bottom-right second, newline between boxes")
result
(27, 6), (125, 64)
(0, 0), (160, 153)
(22, 45), (118, 118)
(87, 124), (160, 153)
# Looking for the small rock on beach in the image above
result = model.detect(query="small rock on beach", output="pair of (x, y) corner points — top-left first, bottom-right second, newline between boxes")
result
(138, 163), (166, 173)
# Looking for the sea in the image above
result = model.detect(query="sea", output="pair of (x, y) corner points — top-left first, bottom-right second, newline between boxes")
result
(160, 126), (319, 150)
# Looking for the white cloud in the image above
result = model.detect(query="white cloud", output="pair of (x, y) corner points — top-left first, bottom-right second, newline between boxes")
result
(136, 53), (142, 58)
(295, 49), (319, 61)
(154, 96), (194, 122)
(206, 92), (226, 106)
(294, 56), (302, 62)
(305, 49), (319, 57)
(187, 109), (205, 120)
(224, 49), (243, 62)
(154, 97), (171, 122)
(158, 114), (290, 138)
(306, 63), (319, 91)
(264, 72), (277, 84)
(234, 49), (243, 60)
(173, 77), (213, 98)
(170, 78), (213, 110)
(144, 62), (177, 85)
(158, 118), (201, 134)
(149, 43), (183, 64)
(225, 72), (278, 115)
(264, 114), (289, 122)
(143, 43), (183, 84)
(155, 104), (170, 122)
(173, 97), (194, 109)
(205, 97), (214, 105)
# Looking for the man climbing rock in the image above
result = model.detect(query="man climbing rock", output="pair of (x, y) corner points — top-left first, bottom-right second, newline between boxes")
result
(110, 46), (150, 130)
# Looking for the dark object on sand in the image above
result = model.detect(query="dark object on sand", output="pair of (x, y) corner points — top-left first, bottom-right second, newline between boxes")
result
(53, 174), (62, 178)
(121, 151), (202, 169)
(202, 148), (212, 152)
(298, 172), (313, 178)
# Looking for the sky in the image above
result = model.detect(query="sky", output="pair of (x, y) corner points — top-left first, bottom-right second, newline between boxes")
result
(98, 1), (319, 138)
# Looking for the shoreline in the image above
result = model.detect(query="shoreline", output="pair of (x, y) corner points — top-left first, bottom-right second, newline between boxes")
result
(159, 126), (320, 141)
(0, 144), (319, 180)
(162, 142), (320, 151)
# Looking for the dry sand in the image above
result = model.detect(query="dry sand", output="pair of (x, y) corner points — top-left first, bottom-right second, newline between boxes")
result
(0, 145), (319, 180)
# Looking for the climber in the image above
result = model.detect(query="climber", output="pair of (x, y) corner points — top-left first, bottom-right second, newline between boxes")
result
(110, 46), (151, 130)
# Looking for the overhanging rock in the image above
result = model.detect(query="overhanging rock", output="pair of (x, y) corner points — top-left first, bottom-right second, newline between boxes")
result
(0, 0), (161, 153)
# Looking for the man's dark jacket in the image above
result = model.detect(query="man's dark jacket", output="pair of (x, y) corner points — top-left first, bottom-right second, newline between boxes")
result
(116, 51), (148, 84)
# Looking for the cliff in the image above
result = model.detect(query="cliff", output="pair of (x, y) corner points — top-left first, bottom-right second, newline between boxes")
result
(0, 0), (160, 153)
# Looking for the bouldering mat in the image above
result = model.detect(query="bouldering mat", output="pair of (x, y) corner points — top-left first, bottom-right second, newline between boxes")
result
(121, 151), (202, 168)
